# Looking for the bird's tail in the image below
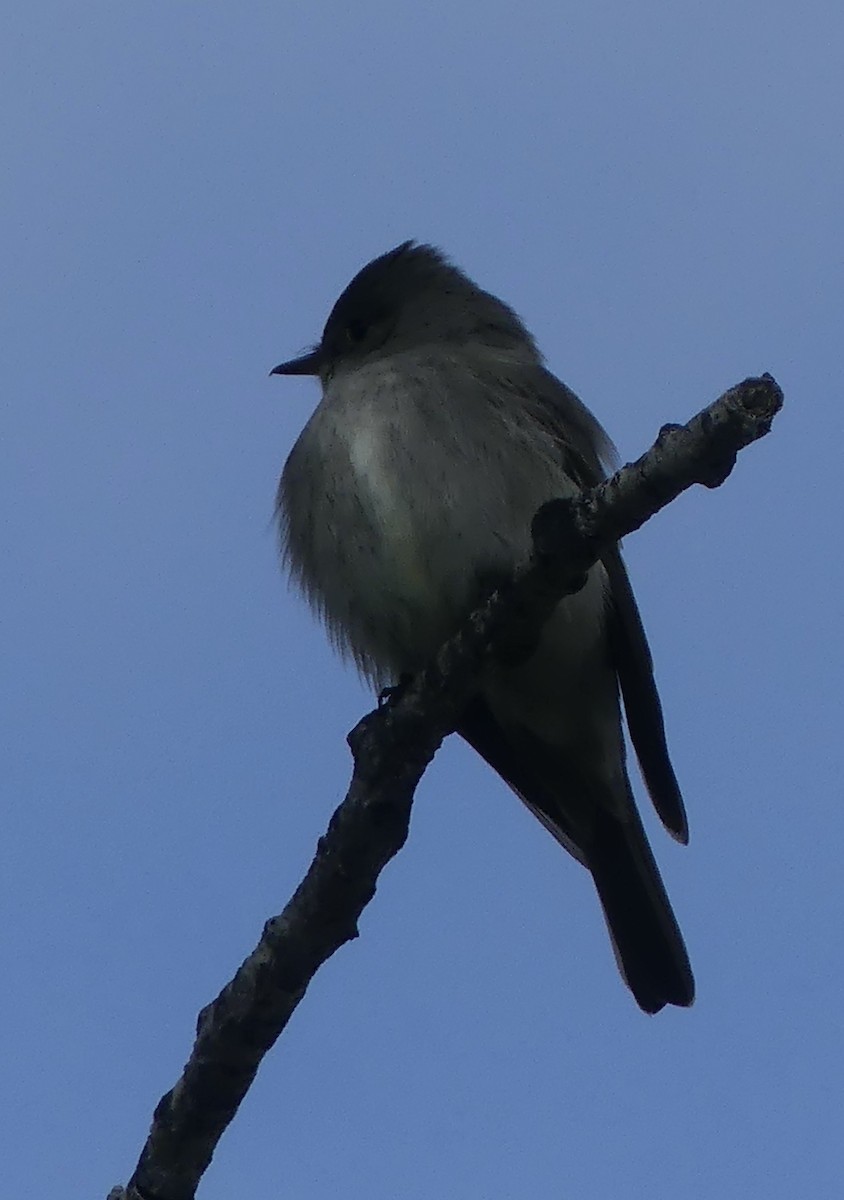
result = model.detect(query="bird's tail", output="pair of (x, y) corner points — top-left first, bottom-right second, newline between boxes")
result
(458, 696), (694, 1013)
(587, 803), (694, 1013)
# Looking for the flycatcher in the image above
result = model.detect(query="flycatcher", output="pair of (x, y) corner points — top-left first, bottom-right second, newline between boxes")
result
(272, 241), (694, 1013)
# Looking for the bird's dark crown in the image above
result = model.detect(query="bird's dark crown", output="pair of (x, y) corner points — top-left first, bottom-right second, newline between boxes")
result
(318, 241), (539, 366)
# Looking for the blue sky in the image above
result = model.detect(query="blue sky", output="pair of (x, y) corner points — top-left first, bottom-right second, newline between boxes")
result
(3, 4), (842, 1197)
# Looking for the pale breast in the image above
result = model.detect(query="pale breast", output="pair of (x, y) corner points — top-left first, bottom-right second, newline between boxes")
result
(281, 353), (609, 687)
(344, 413), (438, 608)
(281, 360), (470, 680)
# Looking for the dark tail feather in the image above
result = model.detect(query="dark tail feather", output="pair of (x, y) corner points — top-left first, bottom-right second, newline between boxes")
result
(588, 805), (695, 1014)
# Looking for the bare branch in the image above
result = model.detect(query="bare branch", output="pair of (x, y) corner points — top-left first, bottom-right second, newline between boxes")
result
(113, 373), (783, 1200)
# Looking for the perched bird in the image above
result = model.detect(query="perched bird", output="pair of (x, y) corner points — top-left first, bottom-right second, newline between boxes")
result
(272, 242), (694, 1013)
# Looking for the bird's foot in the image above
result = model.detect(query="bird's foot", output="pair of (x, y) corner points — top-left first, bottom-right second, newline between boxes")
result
(378, 673), (414, 709)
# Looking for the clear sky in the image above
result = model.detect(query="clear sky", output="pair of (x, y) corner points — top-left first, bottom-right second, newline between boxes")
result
(3, 4), (842, 1197)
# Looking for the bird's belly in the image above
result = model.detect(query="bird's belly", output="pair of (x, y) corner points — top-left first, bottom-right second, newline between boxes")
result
(347, 425), (438, 601)
(342, 416), (609, 691)
(343, 421), (462, 671)
(285, 363), (608, 689)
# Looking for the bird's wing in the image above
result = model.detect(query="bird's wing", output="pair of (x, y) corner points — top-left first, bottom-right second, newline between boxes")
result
(493, 364), (689, 842)
(601, 546), (688, 841)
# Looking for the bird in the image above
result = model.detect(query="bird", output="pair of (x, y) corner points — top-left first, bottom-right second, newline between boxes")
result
(271, 241), (694, 1013)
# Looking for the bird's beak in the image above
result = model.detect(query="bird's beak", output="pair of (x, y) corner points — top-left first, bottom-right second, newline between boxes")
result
(269, 347), (323, 377)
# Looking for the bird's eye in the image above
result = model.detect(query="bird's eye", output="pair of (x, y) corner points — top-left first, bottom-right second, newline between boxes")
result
(345, 318), (369, 344)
